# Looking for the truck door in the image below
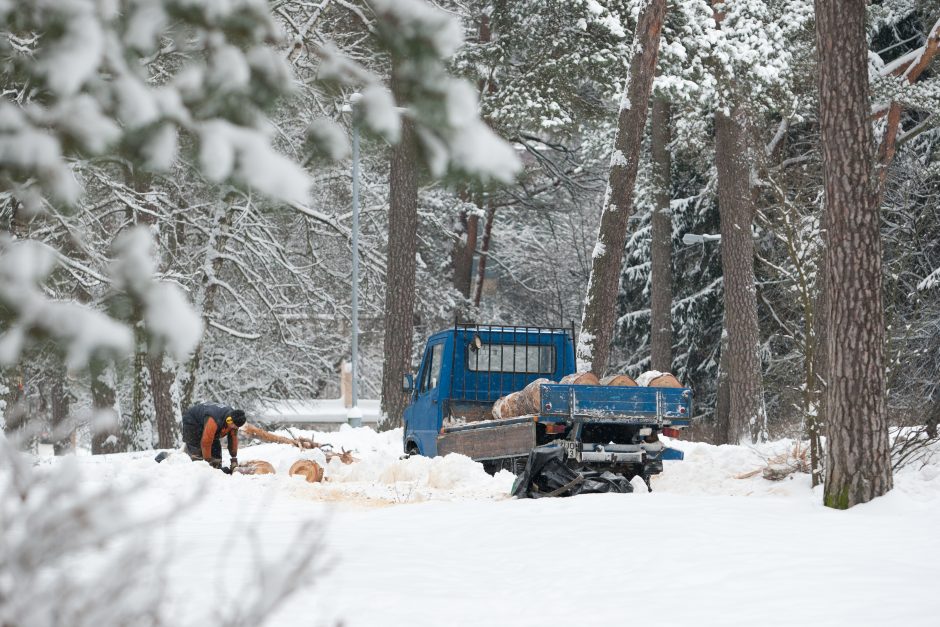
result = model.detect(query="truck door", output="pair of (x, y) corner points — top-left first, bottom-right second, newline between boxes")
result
(411, 340), (444, 456)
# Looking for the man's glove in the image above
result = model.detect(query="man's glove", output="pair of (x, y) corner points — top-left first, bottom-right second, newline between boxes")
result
(207, 458), (222, 469)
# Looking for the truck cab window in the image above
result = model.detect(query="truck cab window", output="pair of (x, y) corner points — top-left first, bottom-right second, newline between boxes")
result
(467, 343), (555, 374)
(421, 343), (443, 393)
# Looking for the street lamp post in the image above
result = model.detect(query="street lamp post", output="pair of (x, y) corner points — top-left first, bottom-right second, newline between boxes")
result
(345, 95), (362, 428)
(681, 232), (722, 246)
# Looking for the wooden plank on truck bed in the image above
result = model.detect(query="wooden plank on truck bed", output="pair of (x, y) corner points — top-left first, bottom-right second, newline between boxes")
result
(437, 419), (536, 460)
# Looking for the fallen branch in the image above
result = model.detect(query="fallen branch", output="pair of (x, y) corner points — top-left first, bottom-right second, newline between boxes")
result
(242, 423), (358, 465)
(735, 443), (811, 481)
(326, 448), (357, 464)
(242, 423), (320, 449)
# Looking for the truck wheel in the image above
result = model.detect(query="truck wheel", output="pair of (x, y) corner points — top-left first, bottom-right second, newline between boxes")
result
(482, 460), (500, 476)
(406, 443), (420, 457)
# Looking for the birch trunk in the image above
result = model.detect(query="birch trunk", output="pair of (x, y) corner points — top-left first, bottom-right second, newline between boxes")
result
(815, 0), (892, 508)
(577, 0), (667, 375)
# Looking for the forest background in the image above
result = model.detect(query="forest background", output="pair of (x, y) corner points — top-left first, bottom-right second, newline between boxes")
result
(2, 0), (939, 473)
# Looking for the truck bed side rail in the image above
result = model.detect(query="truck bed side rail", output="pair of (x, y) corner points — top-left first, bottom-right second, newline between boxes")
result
(539, 384), (692, 425)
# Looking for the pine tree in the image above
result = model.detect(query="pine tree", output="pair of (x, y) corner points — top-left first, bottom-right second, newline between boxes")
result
(815, 0), (893, 508)
(578, 0), (667, 375)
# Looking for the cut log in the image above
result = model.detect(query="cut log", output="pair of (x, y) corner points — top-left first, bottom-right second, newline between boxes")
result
(600, 374), (637, 387)
(559, 372), (600, 386)
(519, 378), (552, 414)
(234, 460), (276, 475)
(493, 378), (554, 420)
(493, 392), (524, 419)
(289, 459), (325, 483)
(648, 373), (683, 388)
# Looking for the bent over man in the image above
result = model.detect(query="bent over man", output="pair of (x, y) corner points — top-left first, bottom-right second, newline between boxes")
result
(181, 403), (246, 471)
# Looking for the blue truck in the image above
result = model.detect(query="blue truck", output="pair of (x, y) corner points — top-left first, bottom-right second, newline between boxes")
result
(402, 323), (692, 487)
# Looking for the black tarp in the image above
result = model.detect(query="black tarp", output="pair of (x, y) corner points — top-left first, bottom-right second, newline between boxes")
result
(510, 444), (633, 498)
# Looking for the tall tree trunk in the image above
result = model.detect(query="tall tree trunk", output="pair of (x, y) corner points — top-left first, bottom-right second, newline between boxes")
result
(181, 203), (232, 410)
(815, 0), (892, 508)
(1, 209), (29, 446)
(713, 328), (731, 443)
(577, 0), (666, 375)
(714, 105), (765, 444)
(125, 172), (178, 451)
(472, 201), (496, 308)
(453, 190), (479, 300)
(452, 13), (492, 305)
(649, 95), (673, 373)
(50, 363), (72, 455)
(149, 353), (177, 448)
(1, 370), (27, 444)
(90, 358), (122, 454)
(129, 322), (150, 449)
(809, 209), (828, 487)
(380, 74), (419, 430)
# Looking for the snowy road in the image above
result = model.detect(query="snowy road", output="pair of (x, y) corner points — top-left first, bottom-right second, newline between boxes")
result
(59, 428), (940, 627)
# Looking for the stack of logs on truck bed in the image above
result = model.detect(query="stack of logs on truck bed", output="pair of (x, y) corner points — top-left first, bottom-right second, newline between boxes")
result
(493, 377), (552, 419)
(492, 371), (684, 420)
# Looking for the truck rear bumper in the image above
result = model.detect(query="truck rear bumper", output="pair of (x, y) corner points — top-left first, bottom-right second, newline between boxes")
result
(557, 440), (666, 474)
(579, 450), (645, 464)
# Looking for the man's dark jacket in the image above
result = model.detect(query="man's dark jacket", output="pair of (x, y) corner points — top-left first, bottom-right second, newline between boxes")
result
(181, 403), (239, 461)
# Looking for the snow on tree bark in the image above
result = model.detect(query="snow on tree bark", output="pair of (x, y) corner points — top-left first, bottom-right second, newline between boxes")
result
(473, 201), (496, 309)
(149, 352), (177, 449)
(50, 363), (72, 455)
(578, 0), (667, 375)
(90, 358), (121, 455)
(714, 104), (766, 444)
(815, 0), (892, 508)
(650, 94), (673, 373)
(809, 209), (829, 487)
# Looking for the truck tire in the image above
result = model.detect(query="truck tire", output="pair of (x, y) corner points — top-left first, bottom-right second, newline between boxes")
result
(482, 460), (500, 475)
(482, 457), (526, 476)
(405, 443), (420, 457)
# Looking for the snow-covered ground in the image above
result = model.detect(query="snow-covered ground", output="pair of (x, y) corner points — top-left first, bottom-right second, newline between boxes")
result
(33, 427), (940, 626)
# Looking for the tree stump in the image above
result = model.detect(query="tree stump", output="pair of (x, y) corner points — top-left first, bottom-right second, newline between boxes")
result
(289, 459), (325, 483)
(234, 460), (276, 475)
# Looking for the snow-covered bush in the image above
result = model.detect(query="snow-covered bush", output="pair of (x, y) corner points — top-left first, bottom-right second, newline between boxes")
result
(0, 432), (325, 626)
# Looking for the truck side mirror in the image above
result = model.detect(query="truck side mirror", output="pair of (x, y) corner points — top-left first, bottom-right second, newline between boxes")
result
(402, 373), (414, 392)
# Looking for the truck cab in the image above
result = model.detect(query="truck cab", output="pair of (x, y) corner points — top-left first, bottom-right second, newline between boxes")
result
(402, 324), (574, 457)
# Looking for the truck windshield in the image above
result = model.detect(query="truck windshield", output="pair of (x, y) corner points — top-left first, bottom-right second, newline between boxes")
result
(467, 344), (555, 374)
